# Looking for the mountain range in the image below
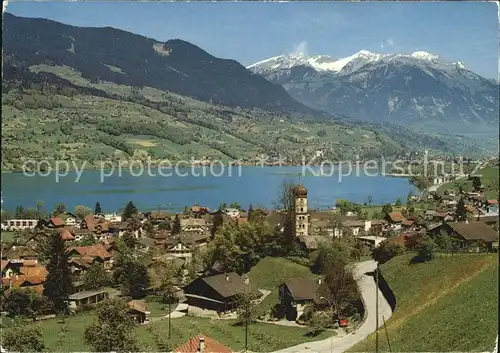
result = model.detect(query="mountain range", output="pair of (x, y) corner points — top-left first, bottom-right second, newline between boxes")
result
(248, 50), (499, 130)
(2, 13), (319, 116)
(1, 13), (497, 157)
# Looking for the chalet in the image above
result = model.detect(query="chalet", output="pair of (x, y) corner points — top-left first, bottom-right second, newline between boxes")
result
(278, 278), (326, 320)
(174, 334), (233, 353)
(165, 234), (210, 260)
(2, 246), (38, 260)
(148, 211), (171, 224)
(401, 219), (416, 230)
(69, 289), (108, 309)
(68, 257), (94, 276)
(180, 218), (208, 233)
(385, 212), (404, 229)
(101, 213), (122, 223)
(1, 265), (47, 294)
(441, 221), (499, 252)
(1, 260), (21, 278)
(369, 220), (387, 234)
(58, 228), (76, 242)
(190, 205), (210, 218)
(68, 245), (113, 270)
(223, 208), (240, 219)
(1, 219), (38, 231)
(183, 272), (262, 312)
(127, 300), (150, 324)
(72, 228), (94, 242)
(357, 235), (387, 249)
(337, 219), (366, 236)
(45, 217), (66, 229)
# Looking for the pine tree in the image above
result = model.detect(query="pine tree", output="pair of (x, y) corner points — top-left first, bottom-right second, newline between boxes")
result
(211, 211), (224, 240)
(122, 201), (138, 219)
(455, 197), (467, 221)
(172, 214), (181, 235)
(94, 201), (102, 215)
(43, 232), (73, 314)
(248, 204), (254, 221)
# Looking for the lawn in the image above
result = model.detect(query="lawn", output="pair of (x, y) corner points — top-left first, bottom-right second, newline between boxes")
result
(5, 312), (329, 351)
(247, 257), (319, 315)
(438, 166), (499, 200)
(1, 231), (18, 244)
(349, 253), (498, 352)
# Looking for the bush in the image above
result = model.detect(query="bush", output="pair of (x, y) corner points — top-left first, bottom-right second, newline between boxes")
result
(371, 241), (405, 264)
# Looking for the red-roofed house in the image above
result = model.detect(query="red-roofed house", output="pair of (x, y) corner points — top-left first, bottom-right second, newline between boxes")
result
(385, 212), (404, 230)
(174, 334), (233, 353)
(68, 245), (113, 270)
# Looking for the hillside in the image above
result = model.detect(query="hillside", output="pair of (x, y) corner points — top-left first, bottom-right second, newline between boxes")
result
(3, 13), (319, 116)
(248, 51), (499, 141)
(349, 253), (498, 352)
(1, 64), (417, 171)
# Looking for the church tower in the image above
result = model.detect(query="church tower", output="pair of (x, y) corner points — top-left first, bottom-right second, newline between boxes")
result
(293, 184), (309, 237)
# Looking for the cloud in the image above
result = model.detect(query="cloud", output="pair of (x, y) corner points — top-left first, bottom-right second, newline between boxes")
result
(3, 0), (8, 13)
(291, 40), (308, 55)
(380, 38), (395, 49)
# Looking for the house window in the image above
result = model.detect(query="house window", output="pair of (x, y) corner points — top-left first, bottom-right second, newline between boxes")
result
(300, 208), (303, 212)
(22, 221), (27, 226)
(16, 221), (21, 226)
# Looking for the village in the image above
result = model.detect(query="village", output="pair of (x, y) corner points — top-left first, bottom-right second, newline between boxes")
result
(0, 168), (499, 352)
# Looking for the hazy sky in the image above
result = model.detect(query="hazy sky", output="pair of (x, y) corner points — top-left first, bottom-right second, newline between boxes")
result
(5, 1), (499, 78)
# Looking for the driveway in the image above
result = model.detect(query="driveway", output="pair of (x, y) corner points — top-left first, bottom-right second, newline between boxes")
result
(270, 260), (393, 353)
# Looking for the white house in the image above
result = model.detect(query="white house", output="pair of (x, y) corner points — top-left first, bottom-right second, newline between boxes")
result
(102, 213), (122, 223)
(1, 219), (38, 231)
(357, 235), (387, 249)
(65, 217), (77, 226)
(223, 208), (240, 219)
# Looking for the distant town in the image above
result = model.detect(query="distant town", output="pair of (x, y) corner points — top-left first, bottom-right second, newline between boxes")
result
(1, 161), (498, 352)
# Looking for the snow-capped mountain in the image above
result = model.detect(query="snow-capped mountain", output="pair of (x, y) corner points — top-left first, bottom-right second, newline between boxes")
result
(248, 50), (499, 129)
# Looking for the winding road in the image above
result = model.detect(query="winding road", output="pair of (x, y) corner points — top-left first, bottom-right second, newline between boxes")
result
(271, 260), (393, 353)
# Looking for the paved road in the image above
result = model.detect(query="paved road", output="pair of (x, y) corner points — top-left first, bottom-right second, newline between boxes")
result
(271, 260), (393, 353)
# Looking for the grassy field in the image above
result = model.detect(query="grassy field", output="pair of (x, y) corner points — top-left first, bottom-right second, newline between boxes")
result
(5, 311), (329, 351)
(1, 231), (19, 244)
(349, 253), (498, 352)
(438, 166), (499, 200)
(248, 257), (319, 316)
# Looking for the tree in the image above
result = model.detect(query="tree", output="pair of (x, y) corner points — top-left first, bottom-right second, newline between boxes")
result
(3, 324), (45, 352)
(318, 260), (359, 319)
(43, 231), (73, 313)
(74, 205), (92, 220)
(147, 324), (172, 352)
(435, 230), (455, 255)
(413, 236), (436, 263)
(210, 211), (223, 240)
(371, 240), (405, 264)
(122, 201), (138, 219)
(236, 291), (258, 326)
(171, 214), (181, 235)
(395, 198), (402, 207)
(381, 203), (393, 216)
(94, 201), (102, 215)
(248, 204), (253, 220)
(367, 195), (373, 205)
(77, 234), (97, 246)
(408, 206), (416, 216)
(84, 298), (138, 352)
(4, 288), (35, 317)
(122, 231), (138, 249)
(113, 256), (149, 298)
(35, 200), (45, 219)
(53, 203), (67, 217)
(401, 208), (409, 218)
(311, 241), (351, 274)
(455, 197), (467, 221)
(82, 263), (110, 290)
(472, 176), (482, 191)
(277, 181), (296, 249)
(14, 205), (26, 218)
(307, 311), (329, 336)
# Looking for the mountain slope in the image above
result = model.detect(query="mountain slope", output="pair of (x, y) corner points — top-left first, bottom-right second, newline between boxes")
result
(2, 13), (319, 116)
(249, 50), (499, 128)
(349, 253), (498, 352)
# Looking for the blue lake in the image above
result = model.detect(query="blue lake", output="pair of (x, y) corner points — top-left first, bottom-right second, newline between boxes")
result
(1, 166), (417, 213)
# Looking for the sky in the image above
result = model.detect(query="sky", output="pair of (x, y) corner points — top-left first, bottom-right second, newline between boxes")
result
(4, 1), (499, 79)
